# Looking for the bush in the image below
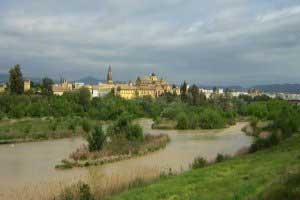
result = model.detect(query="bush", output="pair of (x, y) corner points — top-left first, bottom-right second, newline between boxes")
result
(127, 124), (144, 141)
(198, 109), (225, 129)
(107, 112), (133, 136)
(78, 182), (94, 200)
(250, 132), (280, 152)
(176, 112), (189, 130)
(49, 120), (58, 131)
(107, 113), (144, 141)
(87, 126), (106, 151)
(82, 119), (92, 134)
(68, 122), (77, 133)
(24, 124), (32, 134)
(189, 113), (199, 129)
(59, 181), (94, 200)
(190, 156), (207, 169)
(216, 153), (230, 163)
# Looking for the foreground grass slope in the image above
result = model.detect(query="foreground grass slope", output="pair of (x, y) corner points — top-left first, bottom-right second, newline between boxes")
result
(111, 134), (300, 200)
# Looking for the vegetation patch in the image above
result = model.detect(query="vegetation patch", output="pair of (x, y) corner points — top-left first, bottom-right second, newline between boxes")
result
(56, 114), (170, 169)
(0, 117), (103, 144)
(56, 134), (169, 169)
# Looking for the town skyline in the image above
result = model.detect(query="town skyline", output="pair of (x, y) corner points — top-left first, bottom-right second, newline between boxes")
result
(2, 64), (300, 90)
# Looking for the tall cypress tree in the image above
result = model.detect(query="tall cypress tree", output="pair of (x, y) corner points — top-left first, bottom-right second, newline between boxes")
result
(9, 64), (24, 94)
(180, 81), (188, 102)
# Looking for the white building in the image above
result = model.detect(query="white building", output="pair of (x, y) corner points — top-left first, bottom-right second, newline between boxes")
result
(199, 88), (214, 99)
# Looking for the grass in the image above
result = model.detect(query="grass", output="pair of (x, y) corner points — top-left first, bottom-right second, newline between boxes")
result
(0, 117), (103, 144)
(109, 134), (300, 200)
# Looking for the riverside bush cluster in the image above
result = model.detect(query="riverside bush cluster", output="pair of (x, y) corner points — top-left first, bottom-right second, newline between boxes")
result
(172, 108), (230, 130)
(246, 100), (300, 151)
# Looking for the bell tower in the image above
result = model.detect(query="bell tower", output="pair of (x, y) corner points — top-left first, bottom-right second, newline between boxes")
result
(107, 65), (113, 84)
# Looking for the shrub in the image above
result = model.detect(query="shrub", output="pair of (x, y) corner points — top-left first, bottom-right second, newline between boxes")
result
(82, 119), (92, 134)
(49, 120), (58, 131)
(87, 126), (106, 151)
(250, 117), (259, 129)
(24, 124), (32, 134)
(58, 181), (94, 200)
(127, 124), (144, 141)
(190, 156), (207, 169)
(216, 153), (230, 163)
(176, 112), (189, 130)
(189, 113), (199, 129)
(250, 132), (280, 152)
(107, 112), (133, 136)
(161, 103), (184, 120)
(78, 182), (94, 200)
(198, 109), (225, 129)
(68, 119), (78, 133)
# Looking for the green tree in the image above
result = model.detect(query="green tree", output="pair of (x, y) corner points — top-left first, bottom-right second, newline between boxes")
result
(41, 77), (54, 96)
(188, 84), (206, 105)
(9, 64), (24, 94)
(180, 81), (188, 102)
(87, 126), (106, 151)
(79, 88), (91, 110)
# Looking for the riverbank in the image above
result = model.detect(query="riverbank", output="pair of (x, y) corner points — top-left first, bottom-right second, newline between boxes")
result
(0, 120), (251, 200)
(109, 134), (300, 200)
(0, 117), (104, 144)
(56, 134), (170, 169)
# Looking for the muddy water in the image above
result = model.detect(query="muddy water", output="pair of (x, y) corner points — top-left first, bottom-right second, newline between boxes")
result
(0, 119), (252, 200)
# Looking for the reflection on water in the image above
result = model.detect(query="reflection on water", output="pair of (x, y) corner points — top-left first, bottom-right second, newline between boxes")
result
(0, 119), (252, 199)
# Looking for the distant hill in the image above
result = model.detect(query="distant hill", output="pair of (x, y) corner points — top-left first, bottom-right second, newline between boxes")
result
(76, 76), (104, 84)
(253, 84), (300, 94)
(198, 85), (245, 91)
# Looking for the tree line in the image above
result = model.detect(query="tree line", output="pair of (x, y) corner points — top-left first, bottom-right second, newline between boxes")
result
(4, 64), (54, 95)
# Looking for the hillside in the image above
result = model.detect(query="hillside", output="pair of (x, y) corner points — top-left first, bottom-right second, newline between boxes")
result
(254, 84), (300, 94)
(111, 135), (300, 200)
(76, 76), (104, 84)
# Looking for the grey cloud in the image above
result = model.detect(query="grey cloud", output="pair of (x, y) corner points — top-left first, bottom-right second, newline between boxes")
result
(0, 0), (300, 86)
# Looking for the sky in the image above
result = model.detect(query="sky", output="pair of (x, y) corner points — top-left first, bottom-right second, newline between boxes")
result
(0, 0), (300, 86)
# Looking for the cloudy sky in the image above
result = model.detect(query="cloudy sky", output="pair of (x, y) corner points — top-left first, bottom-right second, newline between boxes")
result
(0, 0), (299, 86)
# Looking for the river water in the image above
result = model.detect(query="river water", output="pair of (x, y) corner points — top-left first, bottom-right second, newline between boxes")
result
(0, 119), (252, 200)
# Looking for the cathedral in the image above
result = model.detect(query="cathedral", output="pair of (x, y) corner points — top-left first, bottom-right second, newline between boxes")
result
(52, 65), (176, 99)
(115, 72), (172, 99)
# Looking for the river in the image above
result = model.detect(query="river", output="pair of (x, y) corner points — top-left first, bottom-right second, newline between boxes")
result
(0, 119), (251, 200)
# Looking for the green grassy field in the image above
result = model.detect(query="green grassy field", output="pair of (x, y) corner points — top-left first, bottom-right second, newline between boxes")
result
(110, 134), (300, 200)
(0, 117), (103, 144)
